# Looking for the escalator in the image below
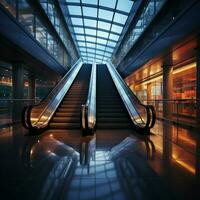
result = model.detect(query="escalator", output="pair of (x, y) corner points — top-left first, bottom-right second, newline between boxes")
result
(49, 64), (91, 129)
(97, 65), (133, 129)
(23, 59), (155, 134)
(22, 59), (92, 133)
(96, 63), (156, 133)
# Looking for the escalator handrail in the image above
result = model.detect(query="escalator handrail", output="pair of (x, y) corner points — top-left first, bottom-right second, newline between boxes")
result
(106, 62), (146, 128)
(106, 61), (155, 130)
(146, 105), (156, 128)
(40, 58), (82, 104)
(82, 62), (96, 133)
(26, 58), (83, 129)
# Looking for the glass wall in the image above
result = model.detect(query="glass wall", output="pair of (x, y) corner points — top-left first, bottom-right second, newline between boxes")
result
(0, 61), (12, 126)
(40, 0), (78, 66)
(0, 0), (71, 68)
(0, 59), (58, 126)
(172, 62), (196, 124)
(35, 79), (55, 100)
(113, 0), (166, 66)
(125, 38), (197, 127)
(18, 0), (34, 36)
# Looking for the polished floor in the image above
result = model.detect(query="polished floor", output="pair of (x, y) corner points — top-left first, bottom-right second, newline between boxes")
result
(0, 120), (199, 200)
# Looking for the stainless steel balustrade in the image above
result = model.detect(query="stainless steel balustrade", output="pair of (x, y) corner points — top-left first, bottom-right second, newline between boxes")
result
(82, 62), (96, 134)
(24, 58), (83, 130)
(106, 61), (155, 131)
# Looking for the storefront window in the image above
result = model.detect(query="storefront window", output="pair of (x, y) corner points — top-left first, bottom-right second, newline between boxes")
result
(173, 62), (196, 99)
(172, 62), (196, 124)
(0, 0), (16, 17)
(0, 61), (12, 125)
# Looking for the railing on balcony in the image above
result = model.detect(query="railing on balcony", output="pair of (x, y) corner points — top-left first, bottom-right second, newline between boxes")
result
(145, 99), (199, 128)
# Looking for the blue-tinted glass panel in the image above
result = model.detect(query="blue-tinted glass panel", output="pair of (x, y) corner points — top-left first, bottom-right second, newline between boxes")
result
(84, 19), (97, 27)
(78, 41), (86, 46)
(98, 21), (111, 30)
(71, 18), (83, 25)
(85, 28), (96, 35)
(97, 38), (107, 45)
(81, 51), (87, 55)
(105, 47), (113, 52)
(113, 13), (128, 24)
(96, 58), (102, 63)
(80, 47), (86, 51)
(86, 36), (96, 42)
(87, 53), (95, 57)
(99, 0), (116, 8)
(96, 55), (103, 59)
(82, 0), (97, 5)
(68, 6), (82, 15)
(83, 7), (97, 17)
(87, 43), (95, 48)
(99, 9), (113, 20)
(104, 52), (112, 57)
(107, 41), (116, 47)
(66, 0), (79, 2)
(117, 0), (133, 12)
(96, 50), (104, 55)
(111, 24), (123, 33)
(87, 48), (95, 53)
(97, 30), (109, 38)
(109, 33), (120, 41)
(76, 35), (85, 40)
(74, 27), (84, 34)
(96, 44), (106, 50)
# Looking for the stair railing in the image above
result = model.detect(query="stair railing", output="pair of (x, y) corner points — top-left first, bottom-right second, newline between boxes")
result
(81, 62), (96, 135)
(106, 61), (156, 133)
(22, 58), (83, 132)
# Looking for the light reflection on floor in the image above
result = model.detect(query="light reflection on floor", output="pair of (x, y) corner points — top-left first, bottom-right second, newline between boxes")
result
(0, 120), (199, 199)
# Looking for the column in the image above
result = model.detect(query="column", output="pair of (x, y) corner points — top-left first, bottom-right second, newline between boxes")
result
(196, 36), (200, 130)
(29, 74), (35, 101)
(147, 83), (151, 103)
(12, 63), (24, 122)
(162, 64), (173, 120)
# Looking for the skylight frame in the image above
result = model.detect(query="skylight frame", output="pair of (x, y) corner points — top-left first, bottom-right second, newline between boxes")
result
(61, 0), (134, 63)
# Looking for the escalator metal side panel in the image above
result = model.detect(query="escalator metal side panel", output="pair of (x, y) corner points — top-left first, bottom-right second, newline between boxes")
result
(106, 62), (149, 131)
(30, 60), (84, 129)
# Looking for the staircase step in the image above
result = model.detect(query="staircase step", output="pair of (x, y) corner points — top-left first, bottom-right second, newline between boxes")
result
(97, 118), (131, 122)
(51, 117), (80, 123)
(49, 122), (80, 129)
(97, 109), (126, 113)
(96, 123), (132, 129)
(55, 112), (80, 117)
(97, 113), (128, 117)
(57, 108), (81, 113)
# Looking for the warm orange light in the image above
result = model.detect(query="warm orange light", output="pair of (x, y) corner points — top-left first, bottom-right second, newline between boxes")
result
(139, 75), (162, 85)
(172, 154), (195, 174)
(173, 62), (196, 75)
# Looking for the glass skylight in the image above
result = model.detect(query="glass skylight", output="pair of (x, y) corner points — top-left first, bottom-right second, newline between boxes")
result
(61, 0), (134, 63)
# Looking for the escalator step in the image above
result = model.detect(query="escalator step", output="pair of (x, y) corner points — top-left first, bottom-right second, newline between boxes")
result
(51, 117), (80, 123)
(49, 122), (80, 129)
(55, 112), (80, 117)
(96, 123), (132, 129)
